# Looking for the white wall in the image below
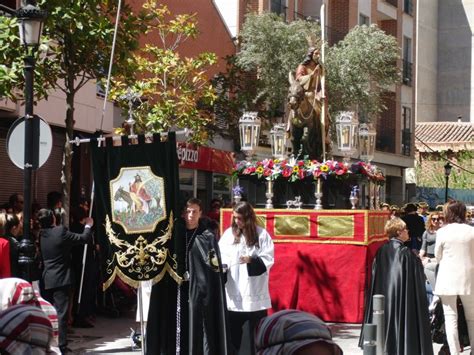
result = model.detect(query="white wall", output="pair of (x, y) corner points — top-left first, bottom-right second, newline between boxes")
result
(214, 0), (238, 38)
(358, 0), (371, 20)
(35, 81), (116, 133)
(415, 0), (438, 122)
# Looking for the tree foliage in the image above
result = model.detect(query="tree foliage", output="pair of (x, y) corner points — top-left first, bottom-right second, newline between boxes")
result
(415, 151), (474, 189)
(110, 3), (218, 143)
(236, 13), (320, 114)
(235, 14), (400, 122)
(326, 24), (400, 119)
(0, 0), (145, 224)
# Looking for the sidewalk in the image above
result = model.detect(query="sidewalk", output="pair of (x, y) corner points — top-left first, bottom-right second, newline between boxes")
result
(68, 313), (447, 354)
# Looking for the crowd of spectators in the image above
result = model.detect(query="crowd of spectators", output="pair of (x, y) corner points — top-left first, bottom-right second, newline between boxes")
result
(0, 191), (101, 354)
(2, 190), (474, 355)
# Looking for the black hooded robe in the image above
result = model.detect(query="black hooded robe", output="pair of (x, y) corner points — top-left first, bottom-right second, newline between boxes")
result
(359, 239), (434, 355)
(146, 221), (230, 355)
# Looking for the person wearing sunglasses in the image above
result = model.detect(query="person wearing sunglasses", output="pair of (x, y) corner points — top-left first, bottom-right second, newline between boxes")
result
(420, 212), (443, 288)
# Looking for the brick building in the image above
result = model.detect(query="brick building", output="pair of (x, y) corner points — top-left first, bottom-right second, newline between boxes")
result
(0, 0), (236, 210)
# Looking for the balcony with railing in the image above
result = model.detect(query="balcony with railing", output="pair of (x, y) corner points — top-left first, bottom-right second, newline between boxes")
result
(293, 11), (306, 21)
(385, 0), (398, 7)
(402, 60), (412, 86)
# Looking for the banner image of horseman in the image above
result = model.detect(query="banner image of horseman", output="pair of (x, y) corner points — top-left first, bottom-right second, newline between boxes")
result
(110, 167), (165, 234)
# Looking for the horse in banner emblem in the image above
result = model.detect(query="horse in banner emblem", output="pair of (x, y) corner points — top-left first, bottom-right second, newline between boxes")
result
(114, 186), (143, 215)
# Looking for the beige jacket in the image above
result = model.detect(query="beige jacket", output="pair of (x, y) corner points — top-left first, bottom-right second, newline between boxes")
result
(434, 223), (474, 296)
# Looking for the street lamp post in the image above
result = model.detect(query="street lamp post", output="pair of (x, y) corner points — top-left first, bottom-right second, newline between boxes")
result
(16, 0), (47, 281)
(444, 162), (452, 203)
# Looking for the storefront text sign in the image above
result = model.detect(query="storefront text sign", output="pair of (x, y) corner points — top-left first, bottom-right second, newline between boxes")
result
(177, 142), (234, 175)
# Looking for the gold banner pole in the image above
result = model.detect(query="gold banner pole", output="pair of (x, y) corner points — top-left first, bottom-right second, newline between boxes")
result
(320, 2), (327, 161)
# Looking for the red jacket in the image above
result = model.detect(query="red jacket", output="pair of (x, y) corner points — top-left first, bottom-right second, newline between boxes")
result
(0, 237), (11, 278)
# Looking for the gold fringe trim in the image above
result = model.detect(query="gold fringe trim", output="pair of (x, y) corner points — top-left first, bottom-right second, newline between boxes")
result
(103, 262), (182, 291)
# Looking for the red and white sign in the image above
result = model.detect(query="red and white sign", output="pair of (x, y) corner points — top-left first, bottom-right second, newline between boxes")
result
(177, 142), (235, 175)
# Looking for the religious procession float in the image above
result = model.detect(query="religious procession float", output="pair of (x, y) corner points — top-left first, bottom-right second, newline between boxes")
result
(220, 32), (390, 323)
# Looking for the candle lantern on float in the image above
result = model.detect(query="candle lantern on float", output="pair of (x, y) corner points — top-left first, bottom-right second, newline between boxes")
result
(239, 111), (261, 161)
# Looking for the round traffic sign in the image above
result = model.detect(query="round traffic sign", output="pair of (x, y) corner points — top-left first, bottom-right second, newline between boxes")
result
(6, 115), (53, 170)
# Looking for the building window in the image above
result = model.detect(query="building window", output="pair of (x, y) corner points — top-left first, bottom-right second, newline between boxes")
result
(270, 0), (287, 21)
(212, 173), (231, 205)
(402, 106), (411, 156)
(359, 13), (370, 26)
(404, 0), (413, 15)
(402, 36), (412, 86)
(385, 0), (398, 7)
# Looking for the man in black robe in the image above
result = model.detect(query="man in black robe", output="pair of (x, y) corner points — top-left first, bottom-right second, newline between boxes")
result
(146, 198), (230, 354)
(359, 217), (433, 355)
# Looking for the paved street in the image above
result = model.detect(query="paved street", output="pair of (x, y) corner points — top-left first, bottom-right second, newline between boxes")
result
(68, 312), (449, 354)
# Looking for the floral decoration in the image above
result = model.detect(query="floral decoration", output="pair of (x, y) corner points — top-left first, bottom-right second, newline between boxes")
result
(233, 158), (385, 185)
(232, 185), (244, 196)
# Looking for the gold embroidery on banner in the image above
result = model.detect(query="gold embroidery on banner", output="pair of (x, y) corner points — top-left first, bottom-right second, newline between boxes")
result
(317, 215), (355, 238)
(103, 261), (181, 290)
(274, 215), (310, 236)
(104, 212), (175, 284)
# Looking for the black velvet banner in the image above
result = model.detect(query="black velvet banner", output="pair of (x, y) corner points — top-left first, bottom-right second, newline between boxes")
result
(90, 133), (183, 290)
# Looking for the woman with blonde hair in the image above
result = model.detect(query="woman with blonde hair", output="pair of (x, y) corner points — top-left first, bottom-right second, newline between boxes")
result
(420, 212), (443, 287)
(434, 200), (474, 355)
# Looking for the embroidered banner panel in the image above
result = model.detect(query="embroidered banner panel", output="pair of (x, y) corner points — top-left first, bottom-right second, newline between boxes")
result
(91, 133), (182, 290)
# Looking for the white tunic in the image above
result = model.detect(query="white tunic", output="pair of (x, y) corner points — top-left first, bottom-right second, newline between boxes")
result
(219, 226), (274, 312)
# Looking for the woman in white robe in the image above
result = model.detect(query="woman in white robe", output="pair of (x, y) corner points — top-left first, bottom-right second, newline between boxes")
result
(219, 201), (274, 355)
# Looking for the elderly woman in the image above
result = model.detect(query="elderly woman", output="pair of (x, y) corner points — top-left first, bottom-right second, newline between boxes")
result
(360, 218), (433, 355)
(434, 200), (474, 355)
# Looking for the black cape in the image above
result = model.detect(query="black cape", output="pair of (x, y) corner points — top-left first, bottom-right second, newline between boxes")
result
(146, 221), (230, 355)
(359, 239), (433, 355)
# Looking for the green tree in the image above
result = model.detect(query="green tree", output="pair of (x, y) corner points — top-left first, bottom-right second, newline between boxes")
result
(415, 151), (474, 189)
(236, 13), (320, 115)
(235, 14), (400, 122)
(110, 3), (218, 144)
(326, 24), (400, 119)
(0, 0), (144, 224)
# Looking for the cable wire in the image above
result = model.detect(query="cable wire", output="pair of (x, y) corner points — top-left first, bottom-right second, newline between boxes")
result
(414, 134), (474, 175)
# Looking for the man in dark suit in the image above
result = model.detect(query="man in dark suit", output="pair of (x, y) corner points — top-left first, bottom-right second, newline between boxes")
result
(38, 208), (93, 354)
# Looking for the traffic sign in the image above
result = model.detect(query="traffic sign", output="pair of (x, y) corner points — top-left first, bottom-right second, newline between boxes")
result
(6, 115), (53, 170)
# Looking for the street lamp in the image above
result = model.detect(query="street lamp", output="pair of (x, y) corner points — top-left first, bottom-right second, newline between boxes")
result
(444, 162), (452, 203)
(17, 0), (47, 281)
(239, 111), (261, 160)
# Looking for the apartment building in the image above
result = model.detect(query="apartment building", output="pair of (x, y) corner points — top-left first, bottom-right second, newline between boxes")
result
(222, 0), (416, 204)
(0, 0), (236, 209)
(416, 0), (474, 124)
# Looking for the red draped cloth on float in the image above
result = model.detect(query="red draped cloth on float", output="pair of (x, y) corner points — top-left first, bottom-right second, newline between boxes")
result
(220, 209), (388, 323)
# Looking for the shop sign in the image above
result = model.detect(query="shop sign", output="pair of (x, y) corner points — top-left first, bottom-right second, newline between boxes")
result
(177, 142), (234, 175)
